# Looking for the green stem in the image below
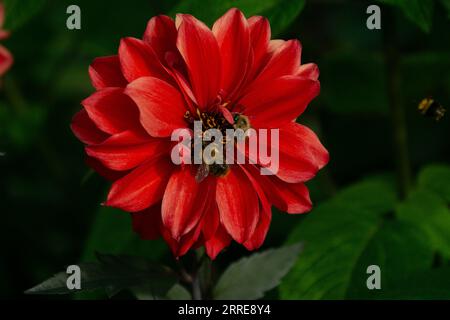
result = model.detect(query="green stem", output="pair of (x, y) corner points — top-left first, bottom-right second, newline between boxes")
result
(383, 11), (412, 199)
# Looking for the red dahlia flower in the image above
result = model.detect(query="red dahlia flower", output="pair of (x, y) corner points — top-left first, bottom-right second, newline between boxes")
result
(0, 3), (13, 77)
(71, 8), (329, 259)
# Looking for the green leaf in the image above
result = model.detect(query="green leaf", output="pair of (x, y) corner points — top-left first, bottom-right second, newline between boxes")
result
(345, 221), (433, 299)
(397, 188), (450, 258)
(380, 268), (450, 299)
(280, 177), (420, 299)
(76, 206), (167, 299)
(378, 0), (434, 32)
(440, 0), (450, 19)
(3, 0), (47, 31)
(213, 243), (303, 300)
(80, 206), (167, 262)
(169, 0), (306, 36)
(26, 254), (177, 297)
(417, 164), (450, 203)
(166, 284), (192, 300)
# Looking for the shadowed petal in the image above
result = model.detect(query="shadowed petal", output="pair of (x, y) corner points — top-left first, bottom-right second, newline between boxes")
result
(143, 15), (178, 61)
(205, 224), (232, 260)
(82, 88), (141, 135)
(71, 109), (109, 145)
(89, 56), (127, 89)
(131, 203), (162, 240)
(119, 37), (171, 83)
(216, 166), (259, 243)
(162, 167), (213, 239)
(0, 45), (13, 76)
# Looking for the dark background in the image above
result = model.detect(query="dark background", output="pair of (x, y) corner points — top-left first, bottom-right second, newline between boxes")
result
(1, 0), (450, 299)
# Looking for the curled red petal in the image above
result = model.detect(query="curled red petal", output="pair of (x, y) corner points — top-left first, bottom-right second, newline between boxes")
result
(118, 37), (171, 83)
(205, 224), (232, 260)
(106, 156), (173, 212)
(81, 87), (140, 135)
(86, 130), (170, 171)
(276, 123), (329, 183)
(89, 56), (127, 89)
(296, 63), (320, 80)
(143, 15), (178, 62)
(125, 77), (188, 137)
(71, 109), (109, 145)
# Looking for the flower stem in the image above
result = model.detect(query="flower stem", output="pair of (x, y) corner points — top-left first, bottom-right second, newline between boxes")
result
(383, 10), (411, 199)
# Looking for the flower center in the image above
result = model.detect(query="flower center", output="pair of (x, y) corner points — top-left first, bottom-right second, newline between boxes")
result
(184, 108), (250, 182)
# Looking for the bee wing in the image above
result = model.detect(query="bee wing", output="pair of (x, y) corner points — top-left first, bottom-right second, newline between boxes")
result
(195, 163), (209, 183)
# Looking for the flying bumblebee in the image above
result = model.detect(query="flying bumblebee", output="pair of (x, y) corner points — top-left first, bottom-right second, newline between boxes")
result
(418, 98), (446, 122)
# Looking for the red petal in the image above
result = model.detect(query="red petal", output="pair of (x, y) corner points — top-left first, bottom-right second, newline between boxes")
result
(131, 203), (162, 240)
(161, 217), (205, 258)
(241, 166), (272, 250)
(162, 167), (212, 239)
(201, 199), (220, 242)
(71, 109), (109, 145)
(246, 39), (301, 91)
(106, 156), (173, 212)
(296, 63), (319, 80)
(176, 14), (221, 109)
(247, 165), (312, 213)
(216, 166), (259, 243)
(81, 88), (140, 135)
(89, 56), (127, 89)
(247, 16), (270, 78)
(205, 224), (232, 260)
(212, 8), (250, 99)
(118, 37), (171, 83)
(239, 75), (320, 128)
(0, 45), (13, 76)
(86, 130), (170, 171)
(125, 77), (188, 137)
(143, 15), (178, 62)
(276, 123), (329, 183)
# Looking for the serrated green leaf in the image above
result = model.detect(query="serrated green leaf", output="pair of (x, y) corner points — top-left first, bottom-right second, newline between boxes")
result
(380, 268), (450, 299)
(213, 243), (303, 300)
(3, 0), (47, 31)
(280, 177), (401, 299)
(169, 0), (305, 36)
(396, 188), (450, 258)
(26, 254), (177, 297)
(378, 0), (434, 32)
(417, 164), (450, 203)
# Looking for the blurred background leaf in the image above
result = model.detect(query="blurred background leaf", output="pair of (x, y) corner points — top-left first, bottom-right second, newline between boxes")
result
(3, 0), (48, 31)
(170, 0), (305, 36)
(378, 0), (434, 32)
